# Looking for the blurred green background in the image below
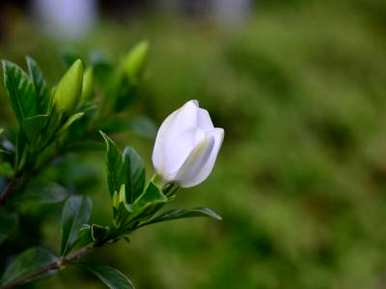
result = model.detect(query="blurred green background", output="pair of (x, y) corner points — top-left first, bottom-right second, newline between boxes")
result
(1, 0), (386, 288)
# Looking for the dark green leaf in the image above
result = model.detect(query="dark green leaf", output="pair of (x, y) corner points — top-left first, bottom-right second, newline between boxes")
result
(71, 224), (94, 250)
(142, 207), (222, 227)
(87, 265), (135, 289)
(2, 60), (38, 122)
(100, 132), (145, 203)
(134, 182), (167, 207)
(60, 195), (92, 256)
(23, 114), (49, 144)
(91, 224), (110, 244)
(121, 146), (145, 203)
(100, 131), (122, 197)
(127, 182), (168, 225)
(26, 56), (50, 114)
(1, 247), (57, 286)
(0, 209), (18, 245)
(58, 112), (85, 135)
(15, 129), (27, 171)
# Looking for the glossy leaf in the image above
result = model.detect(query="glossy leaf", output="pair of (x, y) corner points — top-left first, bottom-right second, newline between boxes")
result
(121, 146), (145, 203)
(87, 265), (135, 289)
(2, 60), (38, 122)
(60, 195), (92, 256)
(26, 56), (50, 114)
(100, 131), (122, 198)
(128, 182), (167, 225)
(71, 224), (94, 250)
(58, 112), (85, 135)
(1, 247), (57, 287)
(101, 132), (145, 203)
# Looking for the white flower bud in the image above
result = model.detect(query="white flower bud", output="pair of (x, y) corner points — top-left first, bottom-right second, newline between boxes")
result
(152, 100), (224, 188)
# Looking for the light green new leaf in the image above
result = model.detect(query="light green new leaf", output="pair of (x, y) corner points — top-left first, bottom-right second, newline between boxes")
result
(1, 247), (57, 287)
(0, 209), (18, 245)
(60, 195), (92, 256)
(87, 265), (135, 289)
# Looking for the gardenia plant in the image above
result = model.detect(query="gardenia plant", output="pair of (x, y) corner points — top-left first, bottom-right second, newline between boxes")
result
(0, 47), (224, 289)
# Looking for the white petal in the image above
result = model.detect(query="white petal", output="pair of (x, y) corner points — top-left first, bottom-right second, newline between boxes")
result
(179, 128), (224, 188)
(152, 100), (200, 180)
(197, 108), (214, 130)
(175, 131), (215, 187)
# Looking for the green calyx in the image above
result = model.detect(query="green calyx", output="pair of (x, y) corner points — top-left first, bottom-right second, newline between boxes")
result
(54, 59), (84, 113)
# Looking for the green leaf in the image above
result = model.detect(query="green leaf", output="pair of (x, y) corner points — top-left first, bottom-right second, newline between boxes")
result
(87, 265), (135, 289)
(60, 195), (92, 256)
(58, 112), (85, 135)
(142, 207), (222, 227)
(91, 224), (110, 244)
(15, 129), (28, 171)
(0, 128), (4, 136)
(26, 56), (50, 114)
(100, 131), (122, 198)
(1, 247), (58, 286)
(134, 182), (167, 207)
(100, 131), (145, 203)
(71, 224), (94, 250)
(121, 146), (145, 203)
(2, 60), (38, 122)
(128, 182), (168, 225)
(0, 209), (18, 245)
(23, 114), (49, 144)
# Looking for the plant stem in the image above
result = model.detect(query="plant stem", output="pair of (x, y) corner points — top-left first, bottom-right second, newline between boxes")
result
(0, 245), (94, 289)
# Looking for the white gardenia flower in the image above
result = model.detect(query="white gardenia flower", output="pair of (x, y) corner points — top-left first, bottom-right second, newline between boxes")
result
(152, 100), (224, 188)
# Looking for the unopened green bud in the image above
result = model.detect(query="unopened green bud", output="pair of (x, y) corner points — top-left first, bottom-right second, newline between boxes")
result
(121, 41), (149, 82)
(54, 59), (84, 113)
(81, 67), (94, 102)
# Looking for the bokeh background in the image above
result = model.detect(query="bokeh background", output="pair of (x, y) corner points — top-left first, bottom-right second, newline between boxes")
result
(1, 1), (386, 289)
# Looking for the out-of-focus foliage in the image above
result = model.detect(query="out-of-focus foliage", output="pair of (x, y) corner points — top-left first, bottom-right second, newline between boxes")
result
(1, 0), (386, 288)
